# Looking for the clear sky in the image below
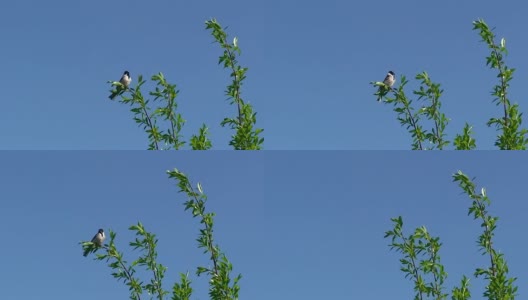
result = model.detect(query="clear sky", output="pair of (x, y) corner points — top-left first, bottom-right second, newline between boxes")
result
(1, 1), (527, 149)
(0, 152), (526, 299)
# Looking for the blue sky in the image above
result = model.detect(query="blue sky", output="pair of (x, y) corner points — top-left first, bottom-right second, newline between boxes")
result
(0, 152), (526, 299)
(1, 1), (527, 149)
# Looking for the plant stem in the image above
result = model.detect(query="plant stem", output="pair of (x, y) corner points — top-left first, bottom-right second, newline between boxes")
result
(140, 103), (159, 150)
(399, 235), (423, 300)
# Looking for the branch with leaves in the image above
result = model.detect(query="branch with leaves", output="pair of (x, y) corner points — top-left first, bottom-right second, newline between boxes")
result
(81, 168), (240, 300)
(385, 217), (448, 299)
(168, 168), (241, 300)
(374, 19), (528, 150)
(414, 72), (449, 150)
(87, 225), (194, 300)
(385, 170), (518, 299)
(453, 171), (518, 299)
(107, 18), (265, 150)
(108, 73), (191, 150)
(453, 123), (477, 150)
(472, 19), (527, 150)
(81, 230), (147, 300)
(372, 73), (450, 150)
(206, 18), (264, 150)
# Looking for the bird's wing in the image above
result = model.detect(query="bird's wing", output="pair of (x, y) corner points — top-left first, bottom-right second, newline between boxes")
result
(91, 233), (99, 243)
(119, 75), (127, 85)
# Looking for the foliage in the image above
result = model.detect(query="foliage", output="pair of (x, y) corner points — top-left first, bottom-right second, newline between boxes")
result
(472, 19), (528, 149)
(384, 216), (448, 299)
(205, 18), (264, 150)
(385, 171), (518, 299)
(80, 169), (240, 300)
(108, 73), (190, 150)
(168, 168), (242, 299)
(107, 19), (263, 150)
(453, 123), (477, 150)
(453, 171), (518, 299)
(372, 19), (527, 150)
(372, 72), (449, 150)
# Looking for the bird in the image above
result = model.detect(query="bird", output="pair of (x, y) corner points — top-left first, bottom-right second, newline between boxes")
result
(383, 71), (395, 88)
(83, 229), (106, 257)
(377, 71), (396, 102)
(109, 71), (132, 100)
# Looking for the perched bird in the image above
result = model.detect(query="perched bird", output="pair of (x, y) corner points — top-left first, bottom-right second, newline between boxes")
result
(109, 71), (132, 100)
(383, 71), (395, 88)
(377, 71), (396, 102)
(83, 229), (106, 257)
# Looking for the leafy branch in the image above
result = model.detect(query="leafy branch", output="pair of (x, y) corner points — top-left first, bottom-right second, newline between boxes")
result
(168, 168), (241, 300)
(80, 218), (196, 300)
(374, 18), (528, 150)
(150, 73), (186, 150)
(386, 170), (518, 299)
(453, 171), (518, 299)
(107, 18), (265, 150)
(108, 73), (213, 150)
(190, 124), (213, 150)
(110, 74), (187, 150)
(414, 72), (449, 150)
(373, 72), (453, 150)
(385, 217), (448, 299)
(373, 75), (426, 150)
(129, 222), (169, 299)
(453, 123), (477, 150)
(82, 230), (144, 300)
(472, 19), (527, 150)
(81, 168), (240, 299)
(206, 18), (264, 150)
